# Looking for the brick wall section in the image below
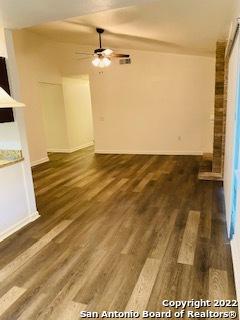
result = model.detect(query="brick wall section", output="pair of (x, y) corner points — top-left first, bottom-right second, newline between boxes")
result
(212, 41), (227, 174)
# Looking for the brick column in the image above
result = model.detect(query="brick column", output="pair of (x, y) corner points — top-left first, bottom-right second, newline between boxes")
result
(212, 41), (227, 174)
(198, 41), (227, 181)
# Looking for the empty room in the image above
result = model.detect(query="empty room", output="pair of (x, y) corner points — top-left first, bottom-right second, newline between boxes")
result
(0, 0), (240, 319)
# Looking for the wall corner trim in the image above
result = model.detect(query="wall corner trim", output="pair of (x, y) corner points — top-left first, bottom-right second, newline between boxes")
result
(47, 141), (94, 154)
(0, 211), (40, 243)
(31, 156), (49, 167)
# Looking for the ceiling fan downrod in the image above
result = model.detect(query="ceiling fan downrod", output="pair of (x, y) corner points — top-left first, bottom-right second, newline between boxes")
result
(96, 28), (104, 49)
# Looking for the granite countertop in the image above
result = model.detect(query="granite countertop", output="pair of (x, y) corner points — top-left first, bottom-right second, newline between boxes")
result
(0, 150), (24, 168)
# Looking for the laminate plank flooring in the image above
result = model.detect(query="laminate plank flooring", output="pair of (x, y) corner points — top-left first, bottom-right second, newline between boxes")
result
(177, 210), (200, 265)
(57, 302), (87, 320)
(0, 220), (72, 282)
(209, 268), (229, 300)
(0, 287), (26, 317)
(0, 146), (237, 319)
(125, 258), (161, 312)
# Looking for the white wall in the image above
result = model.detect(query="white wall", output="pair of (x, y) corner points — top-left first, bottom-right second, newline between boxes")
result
(0, 29), (39, 242)
(13, 30), (215, 161)
(40, 82), (69, 152)
(62, 77), (94, 151)
(88, 51), (215, 155)
(0, 163), (37, 239)
(13, 30), (62, 165)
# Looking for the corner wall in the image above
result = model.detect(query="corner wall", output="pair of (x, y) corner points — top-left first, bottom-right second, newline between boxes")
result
(0, 29), (39, 242)
(13, 30), (62, 165)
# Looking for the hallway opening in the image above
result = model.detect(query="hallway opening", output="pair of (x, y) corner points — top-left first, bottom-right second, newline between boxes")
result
(39, 75), (94, 155)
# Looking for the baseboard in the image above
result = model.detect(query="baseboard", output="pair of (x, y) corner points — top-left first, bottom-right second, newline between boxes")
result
(95, 149), (203, 156)
(231, 239), (240, 314)
(31, 156), (49, 167)
(69, 142), (94, 152)
(0, 211), (40, 242)
(47, 142), (94, 154)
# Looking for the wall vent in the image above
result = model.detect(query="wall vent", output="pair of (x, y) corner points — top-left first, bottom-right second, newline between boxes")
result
(119, 58), (131, 65)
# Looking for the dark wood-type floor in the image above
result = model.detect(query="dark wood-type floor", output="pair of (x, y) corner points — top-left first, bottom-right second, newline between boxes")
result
(0, 147), (237, 319)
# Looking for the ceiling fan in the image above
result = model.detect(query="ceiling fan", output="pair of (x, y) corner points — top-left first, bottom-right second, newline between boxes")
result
(76, 28), (130, 68)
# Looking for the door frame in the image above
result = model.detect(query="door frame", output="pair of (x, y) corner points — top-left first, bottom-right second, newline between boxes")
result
(229, 25), (240, 239)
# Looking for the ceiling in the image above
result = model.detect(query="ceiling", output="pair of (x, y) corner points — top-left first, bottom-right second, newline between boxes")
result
(26, 0), (238, 56)
(0, 0), (152, 28)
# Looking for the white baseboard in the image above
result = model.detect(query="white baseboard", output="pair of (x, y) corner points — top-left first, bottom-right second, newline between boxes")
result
(69, 142), (94, 152)
(31, 156), (49, 167)
(231, 239), (240, 312)
(95, 149), (203, 156)
(47, 142), (94, 154)
(0, 211), (40, 242)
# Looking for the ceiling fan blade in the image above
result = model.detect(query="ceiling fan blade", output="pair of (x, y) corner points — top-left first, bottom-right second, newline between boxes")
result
(75, 52), (93, 56)
(77, 57), (92, 60)
(111, 53), (130, 58)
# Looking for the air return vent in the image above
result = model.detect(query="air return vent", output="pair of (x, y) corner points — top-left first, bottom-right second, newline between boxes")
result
(119, 58), (131, 65)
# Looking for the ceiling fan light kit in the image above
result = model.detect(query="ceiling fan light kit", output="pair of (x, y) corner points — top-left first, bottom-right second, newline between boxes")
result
(92, 56), (111, 68)
(77, 28), (130, 68)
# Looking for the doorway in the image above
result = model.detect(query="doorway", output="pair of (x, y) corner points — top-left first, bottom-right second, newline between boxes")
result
(39, 75), (94, 154)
